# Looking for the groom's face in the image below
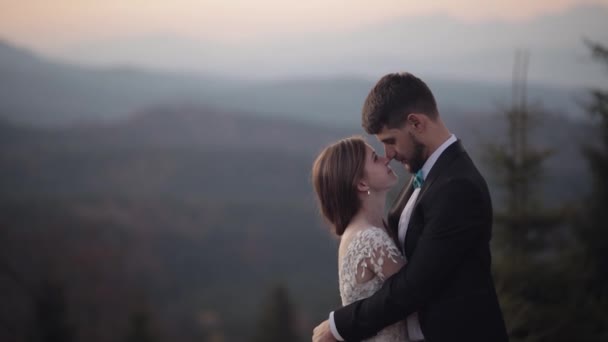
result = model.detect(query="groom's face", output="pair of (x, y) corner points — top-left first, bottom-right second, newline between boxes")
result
(376, 124), (426, 174)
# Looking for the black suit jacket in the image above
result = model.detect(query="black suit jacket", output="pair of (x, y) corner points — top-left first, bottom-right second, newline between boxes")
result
(333, 141), (508, 342)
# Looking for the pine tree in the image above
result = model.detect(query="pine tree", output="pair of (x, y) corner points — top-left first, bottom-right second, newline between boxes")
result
(485, 50), (561, 256)
(555, 40), (608, 342)
(251, 284), (299, 342)
(577, 40), (608, 297)
(31, 278), (74, 342)
(484, 50), (565, 341)
(125, 310), (158, 342)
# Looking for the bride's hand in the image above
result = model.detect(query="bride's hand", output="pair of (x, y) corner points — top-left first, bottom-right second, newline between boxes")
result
(313, 320), (337, 342)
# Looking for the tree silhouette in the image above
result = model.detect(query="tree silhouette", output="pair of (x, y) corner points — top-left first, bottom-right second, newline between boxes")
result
(577, 40), (608, 297)
(30, 278), (74, 342)
(124, 310), (158, 342)
(557, 39), (608, 341)
(251, 284), (299, 342)
(484, 50), (565, 341)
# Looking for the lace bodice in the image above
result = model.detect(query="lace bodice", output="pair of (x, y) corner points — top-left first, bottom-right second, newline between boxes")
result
(338, 226), (409, 341)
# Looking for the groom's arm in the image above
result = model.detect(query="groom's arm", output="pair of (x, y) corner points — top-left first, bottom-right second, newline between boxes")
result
(333, 178), (489, 341)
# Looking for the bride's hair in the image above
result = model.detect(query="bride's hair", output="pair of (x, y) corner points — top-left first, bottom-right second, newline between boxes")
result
(312, 136), (366, 236)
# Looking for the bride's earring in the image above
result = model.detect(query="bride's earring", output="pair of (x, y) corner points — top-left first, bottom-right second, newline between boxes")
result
(367, 190), (371, 195)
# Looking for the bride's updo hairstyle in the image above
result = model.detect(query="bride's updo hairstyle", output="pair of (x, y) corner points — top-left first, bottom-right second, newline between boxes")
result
(312, 136), (367, 236)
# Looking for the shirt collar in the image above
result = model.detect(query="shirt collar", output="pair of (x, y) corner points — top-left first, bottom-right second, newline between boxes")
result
(419, 134), (457, 180)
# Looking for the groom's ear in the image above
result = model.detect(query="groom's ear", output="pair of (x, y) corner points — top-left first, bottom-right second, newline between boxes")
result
(407, 113), (425, 131)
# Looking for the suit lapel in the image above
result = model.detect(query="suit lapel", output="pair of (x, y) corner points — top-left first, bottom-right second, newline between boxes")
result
(387, 140), (467, 255)
(413, 140), (465, 208)
(403, 140), (466, 256)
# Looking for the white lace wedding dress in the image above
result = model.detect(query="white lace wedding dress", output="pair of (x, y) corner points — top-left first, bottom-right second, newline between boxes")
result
(338, 226), (409, 341)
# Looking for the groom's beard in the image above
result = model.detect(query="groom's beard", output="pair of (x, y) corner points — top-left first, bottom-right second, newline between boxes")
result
(407, 132), (426, 174)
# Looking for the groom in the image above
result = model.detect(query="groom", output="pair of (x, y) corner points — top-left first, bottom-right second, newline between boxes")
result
(313, 73), (508, 342)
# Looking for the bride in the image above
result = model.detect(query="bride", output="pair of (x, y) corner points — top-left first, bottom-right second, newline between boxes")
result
(312, 136), (409, 341)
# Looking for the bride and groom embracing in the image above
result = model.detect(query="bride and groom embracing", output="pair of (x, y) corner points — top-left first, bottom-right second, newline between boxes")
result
(311, 73), (508, 342)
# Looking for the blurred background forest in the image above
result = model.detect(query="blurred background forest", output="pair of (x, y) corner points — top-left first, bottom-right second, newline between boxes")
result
(1, 1), (607, 341)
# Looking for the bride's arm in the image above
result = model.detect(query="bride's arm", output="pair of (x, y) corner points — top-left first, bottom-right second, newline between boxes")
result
(356, 229), (406, 283)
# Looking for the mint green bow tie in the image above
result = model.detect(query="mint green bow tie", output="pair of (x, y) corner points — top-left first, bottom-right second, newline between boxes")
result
(413, 170), (425, 189)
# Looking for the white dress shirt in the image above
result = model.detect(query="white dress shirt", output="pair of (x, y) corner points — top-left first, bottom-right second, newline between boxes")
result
(329, 134), (457, 341)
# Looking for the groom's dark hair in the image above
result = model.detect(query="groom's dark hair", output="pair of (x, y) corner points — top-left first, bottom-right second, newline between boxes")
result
(362, 72), (439, 134)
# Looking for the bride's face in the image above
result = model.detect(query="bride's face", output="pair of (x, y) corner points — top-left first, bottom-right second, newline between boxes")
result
(361, 145), (398, 193)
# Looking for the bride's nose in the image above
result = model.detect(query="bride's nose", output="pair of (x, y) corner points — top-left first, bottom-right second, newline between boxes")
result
(380, 155), (391, 165)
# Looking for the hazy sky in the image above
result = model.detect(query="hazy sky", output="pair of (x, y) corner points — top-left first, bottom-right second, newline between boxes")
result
(2, 0), (608, 49)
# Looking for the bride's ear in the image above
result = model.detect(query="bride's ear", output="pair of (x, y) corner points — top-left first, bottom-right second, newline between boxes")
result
(356, 179), (370, 194)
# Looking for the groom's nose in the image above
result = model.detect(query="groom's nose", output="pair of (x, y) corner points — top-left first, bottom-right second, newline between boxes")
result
(384, 146), (396, 160)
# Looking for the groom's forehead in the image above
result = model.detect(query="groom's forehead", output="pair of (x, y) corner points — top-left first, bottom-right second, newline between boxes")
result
(376, 128), (401, 142)
(377, 135), (396, 144)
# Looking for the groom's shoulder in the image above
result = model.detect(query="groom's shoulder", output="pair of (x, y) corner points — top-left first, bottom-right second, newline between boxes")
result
(433, 162), (488, 198)
(452, 149), (487, 183)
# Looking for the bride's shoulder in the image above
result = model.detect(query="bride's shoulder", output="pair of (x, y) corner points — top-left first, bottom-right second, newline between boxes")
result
(351, 225), (389, 239)
(340, 226), (389, 250)
(341, 225), (377, 240)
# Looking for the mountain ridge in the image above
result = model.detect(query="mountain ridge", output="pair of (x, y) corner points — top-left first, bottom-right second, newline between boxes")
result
(0, 39), (588, 128)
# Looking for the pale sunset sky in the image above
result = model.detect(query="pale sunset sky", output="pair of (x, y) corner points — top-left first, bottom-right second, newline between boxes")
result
(1, 0), (607, 49)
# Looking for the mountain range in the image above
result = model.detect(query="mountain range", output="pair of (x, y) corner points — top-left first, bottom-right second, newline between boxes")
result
(46, 4), (608, 87)
(0, 101), (597, 341)
(0, 38), (593, 128)
(0, 9), (605, 339)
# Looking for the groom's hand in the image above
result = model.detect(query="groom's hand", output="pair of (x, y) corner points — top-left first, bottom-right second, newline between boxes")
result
(313, 320), (337, 342)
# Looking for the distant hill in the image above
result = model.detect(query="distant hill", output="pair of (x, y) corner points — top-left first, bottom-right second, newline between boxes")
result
(0, 109), (349, 341)
(0, 104), (594, 209)
(0, 106), (358, 202)
(0, 104), (597, 342)
(0, 40), (231, 126)
(1, 5), (605, 341)
(53, 4), (608, 87)
(0, 39), (587, 128)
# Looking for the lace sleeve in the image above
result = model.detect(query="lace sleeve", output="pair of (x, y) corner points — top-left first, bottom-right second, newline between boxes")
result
(354, 227), (406, 282)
